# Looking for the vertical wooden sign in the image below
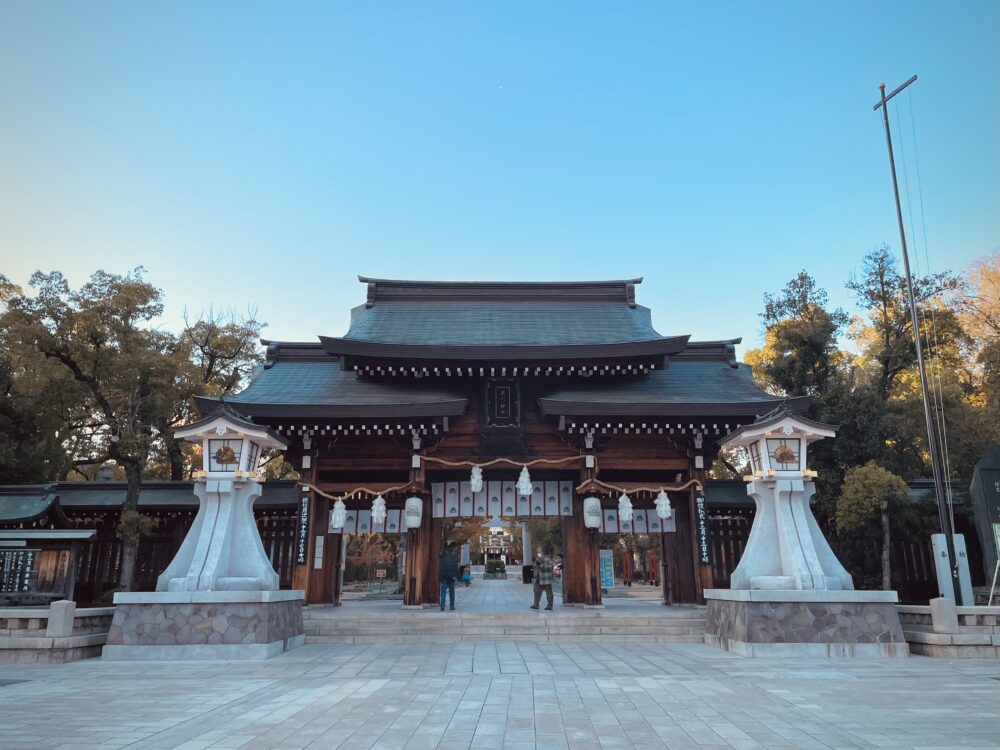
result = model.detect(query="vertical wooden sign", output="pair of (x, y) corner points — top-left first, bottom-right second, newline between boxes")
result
(296, 489), (311, 566)
(695, 494), (711, 565)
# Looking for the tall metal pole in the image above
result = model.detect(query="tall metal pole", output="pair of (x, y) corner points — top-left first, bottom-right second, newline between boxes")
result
(874, 77), (962, 604)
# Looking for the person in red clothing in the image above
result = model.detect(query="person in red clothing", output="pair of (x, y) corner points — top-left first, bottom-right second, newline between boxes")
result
(622, 548), (633, 587)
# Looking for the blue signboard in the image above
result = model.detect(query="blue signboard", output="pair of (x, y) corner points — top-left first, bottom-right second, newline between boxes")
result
(599, 549), (615, 589)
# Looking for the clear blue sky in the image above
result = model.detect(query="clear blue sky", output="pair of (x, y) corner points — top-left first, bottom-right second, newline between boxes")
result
(1, 2), (997, 353)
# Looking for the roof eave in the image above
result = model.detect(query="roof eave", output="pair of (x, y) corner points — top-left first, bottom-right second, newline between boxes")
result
(537, 395), (812, 418)
(319, 336), (690, 362)
(197, 396), (468, 420)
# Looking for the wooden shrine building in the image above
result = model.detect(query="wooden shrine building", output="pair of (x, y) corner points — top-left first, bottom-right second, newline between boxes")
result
(194, 277), (803, 607)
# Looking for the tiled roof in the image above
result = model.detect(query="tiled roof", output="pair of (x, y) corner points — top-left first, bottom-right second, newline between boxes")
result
(537, 361), (809, 417)
(197, 354), (468, 419)
(319, 277), (689, 359)
(0, 481), (301, 514)
(344, 300), (664, 346)
(0, 487), (56, 522)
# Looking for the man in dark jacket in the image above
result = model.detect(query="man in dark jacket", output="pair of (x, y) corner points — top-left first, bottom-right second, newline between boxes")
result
(438, 544), (460, 611)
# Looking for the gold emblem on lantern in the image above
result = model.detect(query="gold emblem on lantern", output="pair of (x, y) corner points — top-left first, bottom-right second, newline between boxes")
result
(771, 445), (796, 464)
(215, 445), (238, 465)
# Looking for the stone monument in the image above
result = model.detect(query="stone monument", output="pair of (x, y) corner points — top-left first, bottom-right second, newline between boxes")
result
(703, 408), (908, 657)
(103, 406), (305, 660)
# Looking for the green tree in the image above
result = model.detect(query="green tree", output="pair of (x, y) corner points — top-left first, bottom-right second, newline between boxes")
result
(846, 244), (959, 400)
(746, 271), (847, 397)
(153, 309), (265, 480)
(3, 269), (186, 590)
(0, 277), (86, 482)
(837, 462), (909, 591)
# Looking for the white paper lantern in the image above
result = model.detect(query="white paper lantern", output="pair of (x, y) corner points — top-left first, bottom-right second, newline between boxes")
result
(404, 496), (423, 529)
(583, 497), (602, 529)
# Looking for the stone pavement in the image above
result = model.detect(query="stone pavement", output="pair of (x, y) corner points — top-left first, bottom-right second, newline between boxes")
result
(335, 578), (674, 616)
(1, 640), (998, 750)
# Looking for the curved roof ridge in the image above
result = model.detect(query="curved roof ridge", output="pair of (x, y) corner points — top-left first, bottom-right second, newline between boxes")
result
(357, 276), (643, 286)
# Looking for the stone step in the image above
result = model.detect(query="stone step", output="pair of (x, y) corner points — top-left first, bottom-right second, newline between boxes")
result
(305, 633), (705, 644)
(305, 625), (704, 636)
(303, 615), (706, 625)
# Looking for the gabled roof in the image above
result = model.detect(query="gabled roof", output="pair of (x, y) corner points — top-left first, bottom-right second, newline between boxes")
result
(196, 345), (468, 419)
(175, 403), (289, 448)
(0, 480), (302, 512)
(719, 406), (836, 448)
(0, 485), (59, 523)
(319, 276), (688, 361)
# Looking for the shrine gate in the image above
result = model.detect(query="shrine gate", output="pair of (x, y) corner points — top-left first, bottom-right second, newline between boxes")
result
(196, 277), (805, 607)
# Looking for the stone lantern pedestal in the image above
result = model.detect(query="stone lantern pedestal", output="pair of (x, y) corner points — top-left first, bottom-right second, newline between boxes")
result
(704, 589), (906, 657)
(102, 406), (305, 661)
(703, 409), (908, 657)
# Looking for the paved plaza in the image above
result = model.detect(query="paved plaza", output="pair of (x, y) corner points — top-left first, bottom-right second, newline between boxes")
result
(338, 577), (668, 614)
(1, 635), (998, 750)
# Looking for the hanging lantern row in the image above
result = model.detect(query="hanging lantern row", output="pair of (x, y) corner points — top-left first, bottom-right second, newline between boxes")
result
(330, 493), (425, 531)
(327, 468), (674, 533)
(583, 490), (672, 530)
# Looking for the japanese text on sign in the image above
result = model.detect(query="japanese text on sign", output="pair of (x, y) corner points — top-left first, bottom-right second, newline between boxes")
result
(296, 494), (311, 565)
(0, 549), (37, 593)
(695, 495), (711, 565)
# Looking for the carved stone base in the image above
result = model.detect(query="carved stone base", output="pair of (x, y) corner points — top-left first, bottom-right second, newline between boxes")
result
(704, 589), (909, 657)
(102, 590), (304, 660)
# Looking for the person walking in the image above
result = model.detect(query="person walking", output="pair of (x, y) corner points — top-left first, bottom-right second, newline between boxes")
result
(530, 546), (555, 611)
(439, 544), (459, 611)
(622, 549), (633, 588)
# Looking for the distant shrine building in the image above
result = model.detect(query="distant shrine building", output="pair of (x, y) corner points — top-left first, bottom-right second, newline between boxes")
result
(196, 276), (796, 607)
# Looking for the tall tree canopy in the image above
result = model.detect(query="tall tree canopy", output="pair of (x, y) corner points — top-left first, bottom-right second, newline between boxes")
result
(746, 270), (847, 397)
(738, 247), (999, 587)
(0, 268), (267, 589)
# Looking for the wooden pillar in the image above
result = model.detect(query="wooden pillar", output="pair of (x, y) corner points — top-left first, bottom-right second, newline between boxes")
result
(660, 532), (673, 605)
(403, 501), (437, 607)
(403, 527), (421, 606)
(668, 493), (697, 603)
(291, 455), (318, 598)
(561, 495), (601, 606)
(327, 531), (343, 606)
(690, 454), (712, 604)
(422, 516), (443, 605)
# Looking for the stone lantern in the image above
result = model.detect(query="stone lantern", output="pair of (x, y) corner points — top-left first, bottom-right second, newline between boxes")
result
(159, 405), (289, 592)
(103, 405), (306, 661)
(721, 409), (849, 591)
(702, 407), (908, 657)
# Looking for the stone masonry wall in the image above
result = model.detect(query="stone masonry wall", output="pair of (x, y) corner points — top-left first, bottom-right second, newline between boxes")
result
(707, 600), (905, 645)
(106, 599), (303, 647)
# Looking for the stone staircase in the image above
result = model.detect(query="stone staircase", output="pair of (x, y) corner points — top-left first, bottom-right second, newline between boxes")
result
(303, 609), (706, 644)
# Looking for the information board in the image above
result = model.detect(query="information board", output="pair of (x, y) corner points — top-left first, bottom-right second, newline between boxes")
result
(599, 548), (615, 589)
(0, 549), (38, 593)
